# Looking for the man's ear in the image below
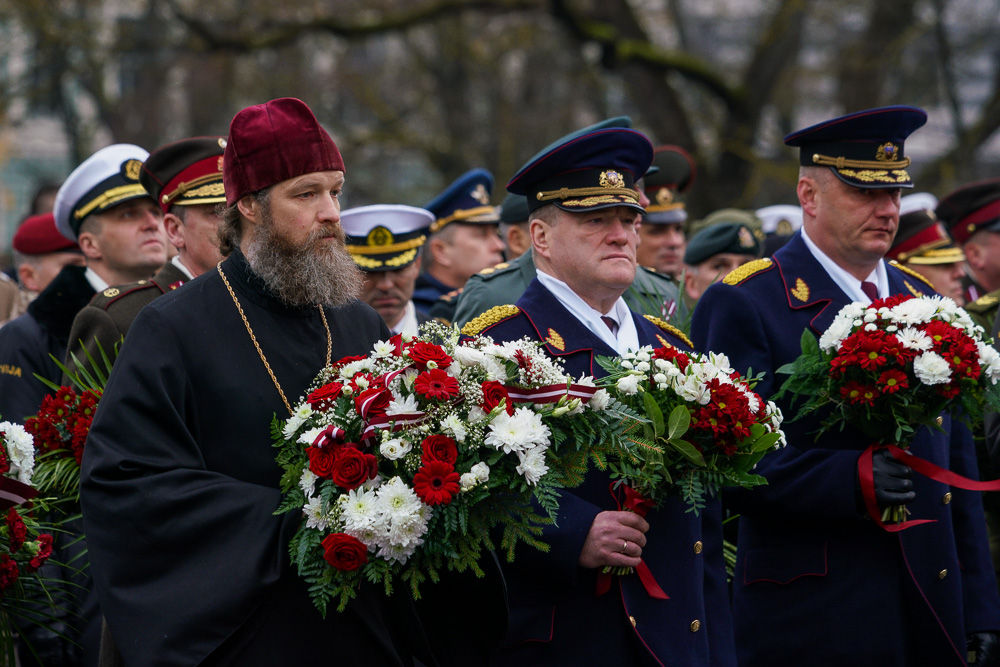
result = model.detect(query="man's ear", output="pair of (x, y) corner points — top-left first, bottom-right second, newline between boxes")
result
(237, 196), (258, 224)
(529, 218), (550, 259)
(797, 177), (819, 218)
(76, 231), (102, 261)
(164, 212), (185, 249)
(17, 264), (39, 293)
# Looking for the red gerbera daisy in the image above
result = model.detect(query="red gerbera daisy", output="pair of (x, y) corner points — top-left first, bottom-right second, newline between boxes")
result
(412, 461), (461, 505)
(414, 369), (460, 401)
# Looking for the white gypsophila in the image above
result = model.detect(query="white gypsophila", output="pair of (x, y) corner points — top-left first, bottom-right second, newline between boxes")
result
(372, 340), (396, 359)
(282, 404), (313, 439)
(616, 373), (642, 396)
(467, 406), (488, 424)
(675, 374), (711, 405)
(299, 469), (318, 496)
(889, 297), (939, 326)
(380, 438), (411, 460)
(341, 487), (380, 532)
(913, 351), (952, 385)
(1, 423), (34, 484)
(387, 393), (421, 416)
(441, 413), (468, 443)
(485, 407), (551, 454)
(978, 342), (1000, 384)
(303, 496), (330, 531)
(460, 472), (478, 491)
(298, 427), (324, 446)
(470, 461), (490, 483)
(897, 327), (932, 351)
(589, 388), (610, 411)
(515, 446), (549, 485)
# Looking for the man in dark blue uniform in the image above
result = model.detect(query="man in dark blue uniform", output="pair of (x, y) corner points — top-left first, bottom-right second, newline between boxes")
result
(464, 126), (735, 667)
(693, 106), (1000, 666)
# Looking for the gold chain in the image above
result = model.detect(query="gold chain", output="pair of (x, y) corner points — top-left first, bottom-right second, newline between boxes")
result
(217, 262), (332, 416)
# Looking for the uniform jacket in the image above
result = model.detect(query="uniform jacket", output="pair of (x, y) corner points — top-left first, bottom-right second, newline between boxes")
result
(473, 278), (735, 667)
(692, 231), (1000, 666)
(0, 272), (30, 328)
(412, 272), (455, 314)
(64, 261), (189, 374)
(80, 249), (506, 666)
(965, 288), (1000, 335)
(0, 265), (94, 422)
(452, 250), (685, 329)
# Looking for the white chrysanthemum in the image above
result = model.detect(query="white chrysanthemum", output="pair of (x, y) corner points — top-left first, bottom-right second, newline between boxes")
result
(890, 297), (939, 325)
(652, 372), (668, 386)
(298, 427), (324, 446)
(485, 407), (551, 453)
(378, 541), (419, 565)
(840, 302), (866, 321)
(589, 389), (610, 411)
(897, 327), (932, 351)
(621, 360), (634, 370)
(616, 373), (641, 395)
(303, 496), (330, 531)
(913, 351), (952, 385)
(1, 423), (34, 484)
(387, 512), (429, 548)
(863, 311), (878, 323)
(675, 374), (711, 405)
(346, 523), (385, 552)
(341, 487), (379, 532)
(738, 385), (761, 414)
(282, 404), (314, 439)
(453, 345), (487, 368)
(819, 317), (855, 351)
(634, 348), (652, 363)
(338, 359), (368, 380)
(864, 323), (878, 332)
(355, 376), (371, 390)
(442, 414), (468, 443)
(471, 461), (490, 482)
(387, 393), (421, 416)
(299, 469), (318, 496)
(516, 446), (549, 485)
(460, 472), (478, 491)
(380, 438), (411, 460)
(376, 477), (423, 516)
(372, 340), (396, 358)
(978, 342), (1000, 384)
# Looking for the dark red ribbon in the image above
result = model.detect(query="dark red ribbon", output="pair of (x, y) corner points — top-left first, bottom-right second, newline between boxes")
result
(858, 443), (1000, 532)
(595, 483), (669, 599)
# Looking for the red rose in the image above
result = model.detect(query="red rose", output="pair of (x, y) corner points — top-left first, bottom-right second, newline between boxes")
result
(355, 386), (392, 420)
(306, 446), (337, 477)
(408, 342), (453, 370)
(330, 447), (377, 490)
(414, 369), (460, 401)
(331, 354), (366, 371)
(307, 382), (344, 410)
(421, 435), (458, 466)
(480, 381), (514, 416)
(321, 533), (368, 571)
(413, 461), (461, 505)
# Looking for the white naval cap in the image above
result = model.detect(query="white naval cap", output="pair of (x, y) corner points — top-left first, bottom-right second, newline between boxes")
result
(341, 204), (434, 271)
(755, 204), (803, 236)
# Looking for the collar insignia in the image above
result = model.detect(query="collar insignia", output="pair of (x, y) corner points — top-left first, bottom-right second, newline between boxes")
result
(545, 328), (565, 351)
(790, 278), (810, 302)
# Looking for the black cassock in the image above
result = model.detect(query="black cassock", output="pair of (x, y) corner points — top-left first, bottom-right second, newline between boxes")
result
(81, 249), (505, 666)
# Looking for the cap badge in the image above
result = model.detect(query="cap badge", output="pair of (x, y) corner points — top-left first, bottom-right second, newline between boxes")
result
(790, 277), (810, 302)
(366, 226), (394, 247)
(876, 142), (900, 163)
(655, 189), (674, 206)
(776, 219), (793, 235)
(738, 226), (755, 249)
(471, 184), (491, 205)
(218, 137), (227, 149)
(599, 170), (625, 188)
(123, 159), (143, 181)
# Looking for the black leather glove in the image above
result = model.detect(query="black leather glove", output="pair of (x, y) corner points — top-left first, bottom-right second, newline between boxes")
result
(866, 447), (915, 509)
(968, 631), (1000, 666)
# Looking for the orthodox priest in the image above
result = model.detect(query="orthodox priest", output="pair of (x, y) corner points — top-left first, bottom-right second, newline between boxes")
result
(80, 98), (504, 665)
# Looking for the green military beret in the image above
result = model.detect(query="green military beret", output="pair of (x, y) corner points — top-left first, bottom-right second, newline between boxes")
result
(687, 207), (763, 239)
(684, 223), (761, 266)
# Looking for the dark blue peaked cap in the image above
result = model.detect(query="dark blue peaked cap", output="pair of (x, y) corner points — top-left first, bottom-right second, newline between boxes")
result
(425, 168), (499, 233)
(506, 127), (654, 214)
(783, 105), (927, 189)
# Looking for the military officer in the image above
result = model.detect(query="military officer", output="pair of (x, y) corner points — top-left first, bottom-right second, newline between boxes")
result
(637, 144), (696, 278)
(342, 204), (434, 335)
(681, 221), (761, 307)
(936, 178), (1000, 331)
(886, 192), (965, 305)
(63, 136), (227, 372)
(412, 168), (505, 313)
(693, 106), (1000, 666)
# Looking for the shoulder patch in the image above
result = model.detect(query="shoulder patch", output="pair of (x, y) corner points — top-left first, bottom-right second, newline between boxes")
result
(888, 260), (934, 289)
(722, 258), (773, 286)
(643, 315), (693, 348)
(461, 305), (520, 336)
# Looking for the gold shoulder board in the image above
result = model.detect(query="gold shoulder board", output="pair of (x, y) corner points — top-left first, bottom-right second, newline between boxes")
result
(722, 258), (773, 286)
(888, 260), (934, 289)
(966, 293), (1000, 312)
(643, 315), (693, 348)
(461, 305), (520, 336)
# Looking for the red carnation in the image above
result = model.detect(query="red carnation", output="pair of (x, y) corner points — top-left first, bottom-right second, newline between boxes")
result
(26, 534), (54, 573)
(5, 509), (26, 553)
(330, 447), (378, 490)
(480, 381), (514, 416)
(321, 533), (368, 571)
(0, 555), (17, 592)
(307, 382), (344, 410)
(408, 342), (453, 370)
(421, 435), (458, 466)
(413, 461), (461, 506)
(414, 369), (460, 401)
(653, 345), (691, 372)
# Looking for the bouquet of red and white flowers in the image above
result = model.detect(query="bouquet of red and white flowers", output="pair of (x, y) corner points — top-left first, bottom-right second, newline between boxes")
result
(777, 294), (1000, 525)
(23, 386), (101, 498)
(273, 322), (632, 616)
(598, 345), (785, 515)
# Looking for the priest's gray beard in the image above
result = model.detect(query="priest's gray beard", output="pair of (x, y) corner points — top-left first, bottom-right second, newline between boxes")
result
(243, 203), (364, 307)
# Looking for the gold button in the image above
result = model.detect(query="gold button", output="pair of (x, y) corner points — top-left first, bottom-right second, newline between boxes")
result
(690, 620), (701, 632)
(693, 541), (703, 554)
(629, 615), (636, 627)
(138, 280), (147, 285)
(938, 569), (948, 580)
(936, 416), (943, 426)
(942, 492), (952, 505)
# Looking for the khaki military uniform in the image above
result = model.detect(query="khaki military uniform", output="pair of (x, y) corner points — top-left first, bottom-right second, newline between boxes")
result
(965, 290), (1000, 334)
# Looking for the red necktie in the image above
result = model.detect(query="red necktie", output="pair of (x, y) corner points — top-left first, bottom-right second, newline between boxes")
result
(861, 281), (879, 302)
(601, 316), (618, 335)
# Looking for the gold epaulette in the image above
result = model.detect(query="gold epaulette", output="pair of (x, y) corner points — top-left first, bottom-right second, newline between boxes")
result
(966, 293), (1000, 313)
(888, 260), (934, 289)
(722, 258), (773, 286)
(461, 305), (520, 336)
(643, 315), (693, 348)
